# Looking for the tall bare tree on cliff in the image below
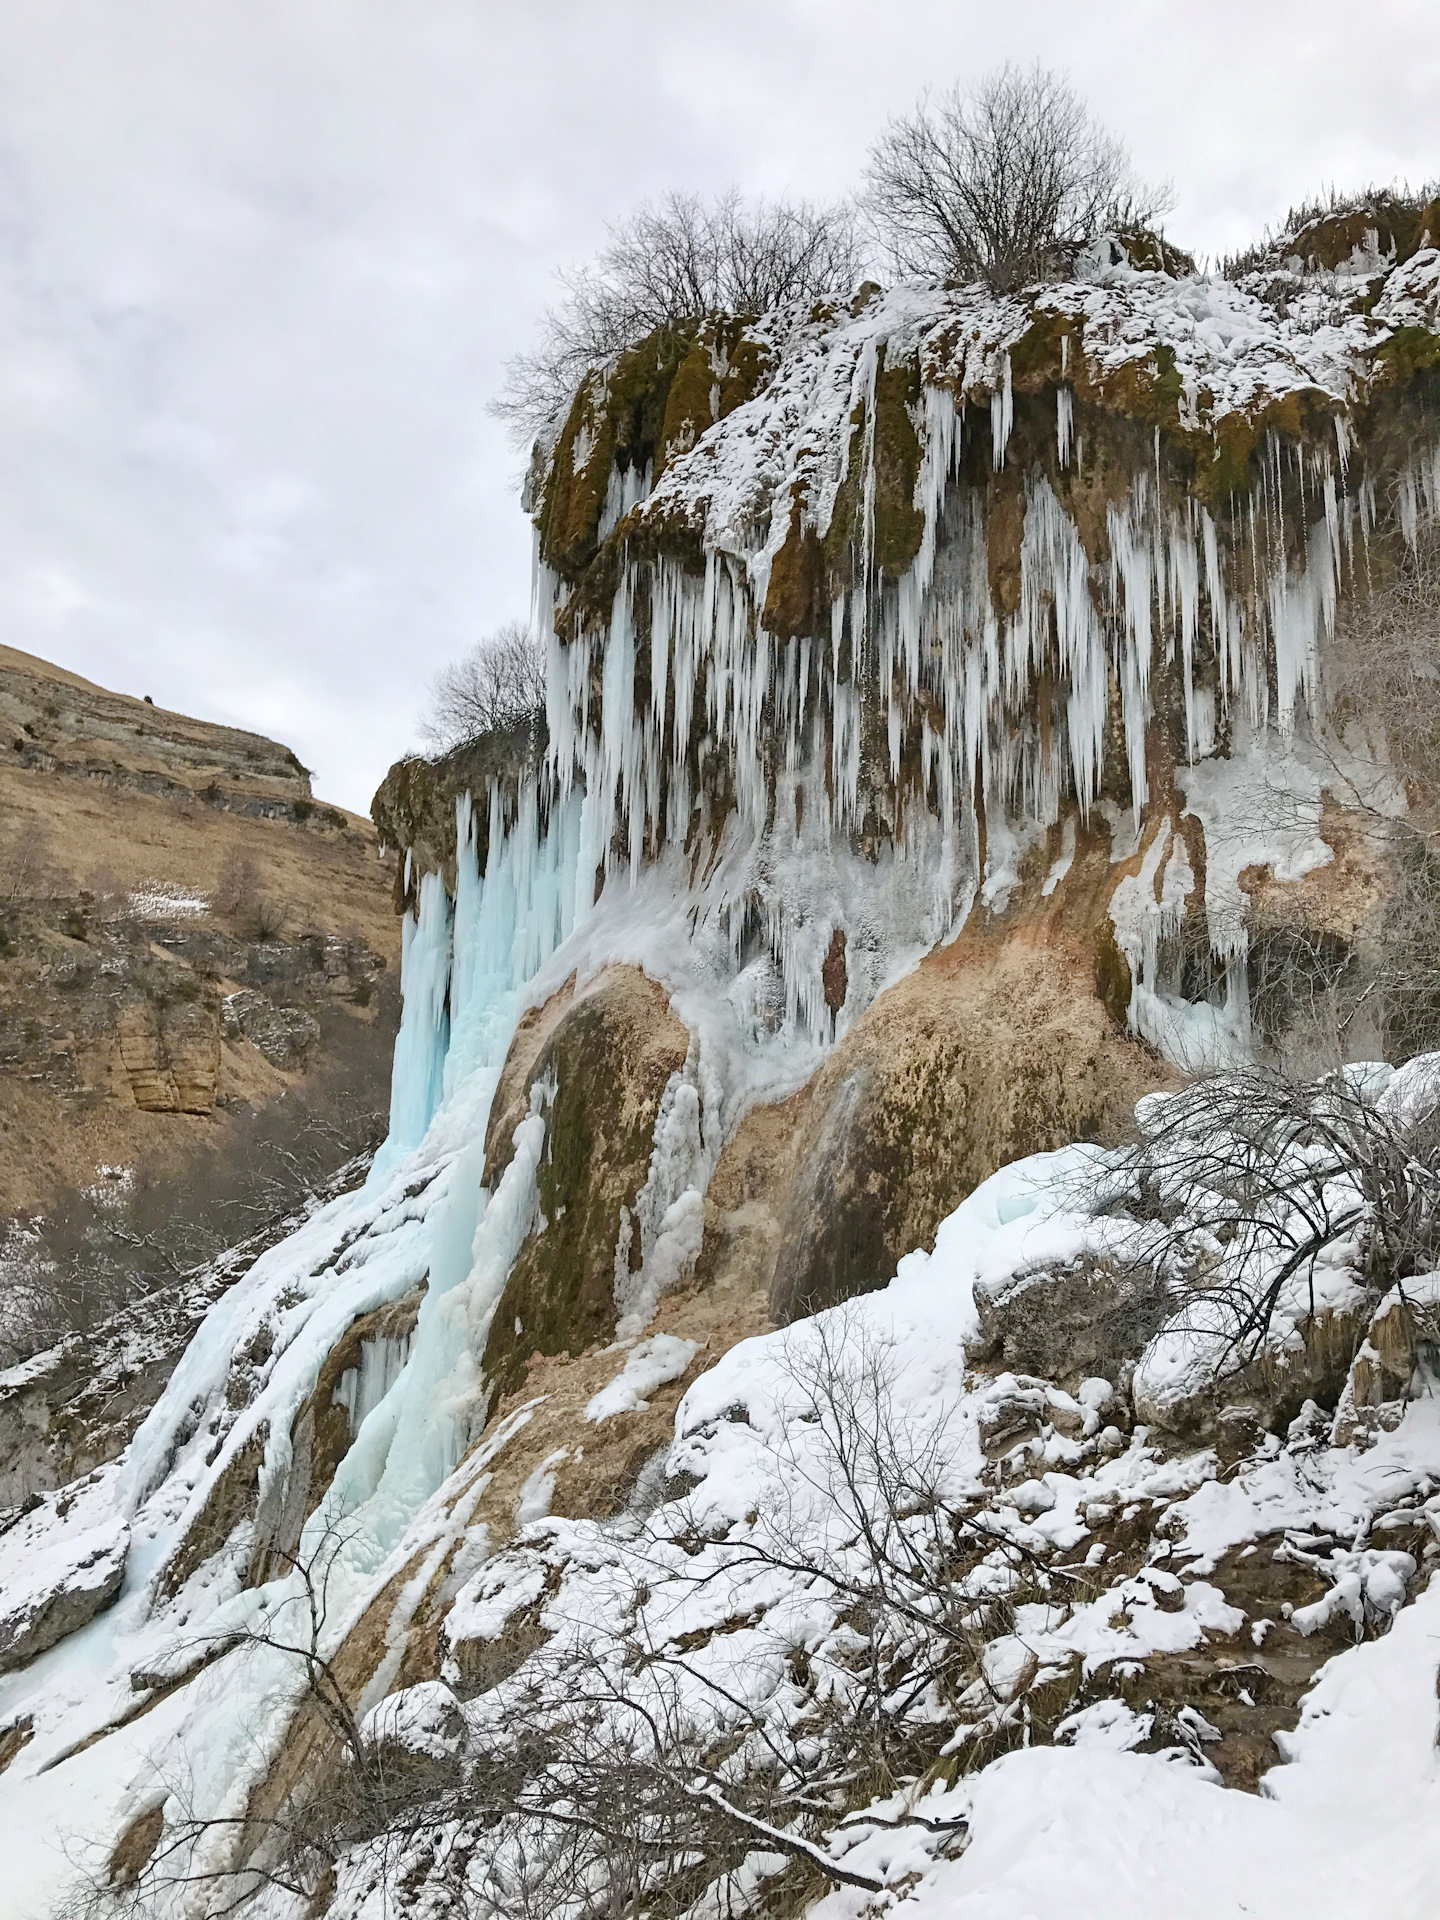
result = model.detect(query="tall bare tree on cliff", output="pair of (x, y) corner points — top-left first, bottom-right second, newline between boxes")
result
(420, 622), (548, 757)
(863, 63), (1169, 290)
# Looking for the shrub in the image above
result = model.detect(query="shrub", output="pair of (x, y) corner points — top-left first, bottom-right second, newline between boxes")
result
(1095, 1063), (1440, 1376)
(214, 851), (287, 941)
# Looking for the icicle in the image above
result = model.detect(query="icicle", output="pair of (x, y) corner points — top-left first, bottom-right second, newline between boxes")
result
(382, 869), (453, 1157)
(991, 353), (1013, 471)
(1056, 385), (1073, 469)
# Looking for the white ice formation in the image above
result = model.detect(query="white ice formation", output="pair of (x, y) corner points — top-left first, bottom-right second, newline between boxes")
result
(532, 256), (1440, 1066)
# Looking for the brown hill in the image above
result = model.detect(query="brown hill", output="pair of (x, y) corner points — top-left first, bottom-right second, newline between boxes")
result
(0, 645), (401, 1365)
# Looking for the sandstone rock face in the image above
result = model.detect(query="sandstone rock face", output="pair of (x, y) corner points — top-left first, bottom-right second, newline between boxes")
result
(117, 988), (222, 1113)
(0, 642), (312, 808)
(0, 641), (402, 1502)
(0, 641), (399, 1221)
(480, 968), (690, 1398)
(767, 929), (1158, 1323)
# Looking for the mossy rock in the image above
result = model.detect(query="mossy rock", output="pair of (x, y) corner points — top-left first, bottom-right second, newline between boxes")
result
(818, 347), (926, 594)
(763, 491), (828, 639)
(718, 332), (774, 416)
(481, 968), (689, 1398)
(1006, 309), (1075, 390)
(1183, 387), (1336, 508)
(871, 349), (926, 578)
(371, 725), (542, 904)
(823, 400), (867, 595)
(768, 944), (1157, 1323)
(537, 328), (696, 580)
(1374, 326), (1440, 385)
(158, 1428), (267, 1598)
(248, 1290), (426, 1586)
(1114, 228), (1197, 277)
(535, 371), (612, 580)
(1281, 195), (1440, 275)
(1092, 916), (1131, 1030)
(654, 319), (776, 480)
(655, 331), (717, 481)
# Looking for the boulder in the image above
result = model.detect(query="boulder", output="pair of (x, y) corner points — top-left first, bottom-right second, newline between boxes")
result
(973, 1255), (1173, 1388)
(221, 989), (321, 1068)
(1133, 1288), (1376, 1440)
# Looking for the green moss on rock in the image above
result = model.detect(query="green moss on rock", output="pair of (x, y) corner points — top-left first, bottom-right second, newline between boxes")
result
(481, 971), (690, 1399)
(823, 401), (866, 595)
(764, 492), (828, 639)
(871, 351), (927, 579)
(536, 372), (613, 580)
(654, 332), (716, 481)
(537, 328), (696, 580)
(1007, 310), (1073, 389)
(1375, 326), (1440, 384)
(819, 349), (926, 597)
(719, 333), (774, 416)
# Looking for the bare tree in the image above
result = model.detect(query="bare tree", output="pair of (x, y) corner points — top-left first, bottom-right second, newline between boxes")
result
(493, 190), (862, 440)
(863, 63), (1170, 290)
(420, 622), (549, 757)
(213, 851), (287, 941)
(0, 816), (59, 901)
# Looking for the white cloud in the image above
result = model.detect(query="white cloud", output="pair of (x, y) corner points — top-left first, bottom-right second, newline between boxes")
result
(0, 0), (1434, 811)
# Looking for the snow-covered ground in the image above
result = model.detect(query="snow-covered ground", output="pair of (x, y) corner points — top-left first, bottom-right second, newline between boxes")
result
(8, 1071), (1435, 1916)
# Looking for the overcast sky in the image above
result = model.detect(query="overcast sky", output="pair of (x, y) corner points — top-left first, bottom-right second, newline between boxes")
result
(0, 0), (1436, 814)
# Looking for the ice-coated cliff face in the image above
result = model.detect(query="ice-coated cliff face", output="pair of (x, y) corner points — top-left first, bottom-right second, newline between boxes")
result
(5, 228), (1440, 1918)
(473, 238), (1440, 1067)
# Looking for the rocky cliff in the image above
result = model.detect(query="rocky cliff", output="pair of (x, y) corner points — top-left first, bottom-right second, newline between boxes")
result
(4, 210), (1440, 1919)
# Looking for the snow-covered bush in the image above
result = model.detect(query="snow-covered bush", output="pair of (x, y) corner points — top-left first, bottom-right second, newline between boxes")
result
(1093, 1059), (1440, 1417)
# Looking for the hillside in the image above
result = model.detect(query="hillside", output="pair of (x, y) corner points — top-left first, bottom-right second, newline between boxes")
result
(0, 645), (400, 1478)
(3, 204), (1440, 1920)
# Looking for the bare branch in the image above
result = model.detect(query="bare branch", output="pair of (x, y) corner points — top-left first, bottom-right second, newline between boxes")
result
(419, 621), (548, 759)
